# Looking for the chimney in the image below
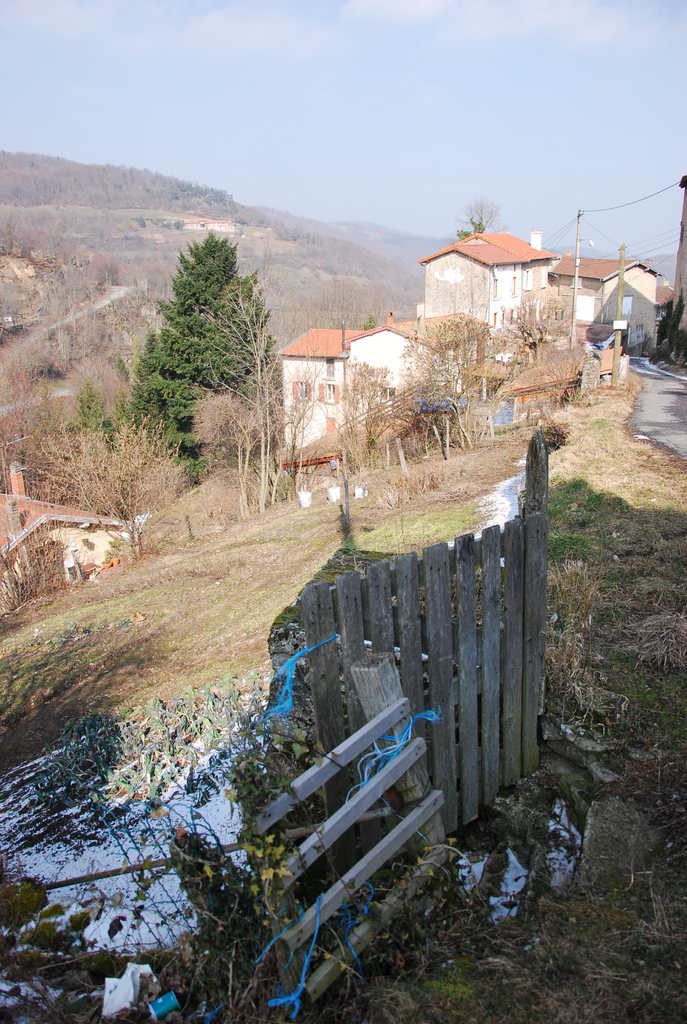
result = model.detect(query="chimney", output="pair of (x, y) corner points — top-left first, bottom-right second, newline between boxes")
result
(386, 311), (394, 326)
(9, 462), (26, 497)
(341, 320), (350, 353)
(530, 229), (543, 252)
(6, 497), (21, 539)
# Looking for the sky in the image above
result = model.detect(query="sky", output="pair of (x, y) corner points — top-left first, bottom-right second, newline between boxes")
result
(1, 0), (686, 261)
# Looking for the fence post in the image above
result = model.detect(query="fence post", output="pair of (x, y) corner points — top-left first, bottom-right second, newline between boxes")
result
(522, 428), (548, 774)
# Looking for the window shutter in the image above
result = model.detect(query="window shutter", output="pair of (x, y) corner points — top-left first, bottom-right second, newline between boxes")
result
(318, 382), (325, 401)
(292, 381), (299, 400)
(334, 385), (340, 403)
(306, 383), (313, 400)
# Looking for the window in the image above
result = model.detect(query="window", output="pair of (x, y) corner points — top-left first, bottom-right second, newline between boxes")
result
(541, 268), (548, 289)
(326, 358), (335, 379)
(493, 278), (499, 299)
(297, 381), (308, 400)
(326, 382), (336, 404)
(384, 387), (396, 401)
(493, 312), (498, 327)
(512, 275), (517, 296)
(523, 269), (533, 291)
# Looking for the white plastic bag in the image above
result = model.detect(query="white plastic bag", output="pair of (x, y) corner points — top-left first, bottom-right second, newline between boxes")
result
(102, 963), (158, 1017)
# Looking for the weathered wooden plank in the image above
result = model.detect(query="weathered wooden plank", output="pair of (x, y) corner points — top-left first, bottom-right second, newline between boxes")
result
(423, 542), (458, 832)
(481, 524), (501, 806)
(255, 698), (410, 833)
(282, 738), (426, 887)
(367, 560), (395, 654)
(394, 553), (425, 731)
(523, 511), (547, 774)
(349, 656), (444, 849)
(306, 844), (449, 999)
(336, 571), (382, 849)
(524, 428), (548, 516)
(456, 533), (479, 824)
(283, 788), (444, 952)
(502, 517), (524, 786)
(300, 580), (352, 870)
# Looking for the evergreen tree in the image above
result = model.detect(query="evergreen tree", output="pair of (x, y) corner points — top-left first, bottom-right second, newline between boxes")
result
(130, 234), (265, 467)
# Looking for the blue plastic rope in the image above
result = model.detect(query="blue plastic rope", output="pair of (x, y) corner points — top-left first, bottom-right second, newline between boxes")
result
(346, 708), (441, 802)
(338, 881), (374, 977)
(255, 905), (305, 967)
(267, 895), (322, 1020)
(263, 633), (337, 722)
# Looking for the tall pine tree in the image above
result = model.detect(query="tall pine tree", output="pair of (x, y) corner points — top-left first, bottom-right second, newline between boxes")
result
(131, 234), (263, 466)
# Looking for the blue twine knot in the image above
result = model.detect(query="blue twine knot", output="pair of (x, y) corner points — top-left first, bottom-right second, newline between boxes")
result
(347, 708), (441, 801)
(263, 634), (337, 722)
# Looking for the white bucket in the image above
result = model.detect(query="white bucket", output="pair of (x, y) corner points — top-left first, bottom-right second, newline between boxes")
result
(327, 485), (341, 503)
(298, 490), (312, 509)
(354, 485), (368, 499)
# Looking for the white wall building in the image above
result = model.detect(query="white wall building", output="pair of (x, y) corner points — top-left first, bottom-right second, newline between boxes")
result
(418, 230), (556, 330)
(281, 319), (412, 447)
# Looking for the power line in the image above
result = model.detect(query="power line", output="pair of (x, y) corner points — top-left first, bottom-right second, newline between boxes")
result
(543, 217), (577, 246)
(583, 217), (621, 250)
(585, 180), (680, 214)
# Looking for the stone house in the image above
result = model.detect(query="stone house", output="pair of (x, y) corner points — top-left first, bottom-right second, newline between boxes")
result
(418, 230), (557, 329)
(280, 317), (412, 447)
(0, 464), (123, 580)
(549, 255), (658, 351)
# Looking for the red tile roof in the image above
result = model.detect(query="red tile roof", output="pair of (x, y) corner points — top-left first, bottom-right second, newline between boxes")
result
(281, 328), (359, 358)
(552, 256), (656, 280)
(0, 494), (121, 552)
(281, 324), (410, 358)
(419, 232), (555, 268)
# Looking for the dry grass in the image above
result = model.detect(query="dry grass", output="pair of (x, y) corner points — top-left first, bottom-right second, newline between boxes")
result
(635, 611), (687, 671)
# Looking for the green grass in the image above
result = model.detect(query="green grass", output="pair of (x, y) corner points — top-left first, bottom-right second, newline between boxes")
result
(351, 501), (480, 554)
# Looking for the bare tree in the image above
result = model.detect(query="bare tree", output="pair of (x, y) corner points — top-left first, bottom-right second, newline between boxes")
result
(37, 422), (184, 559)
(515, 295), (568, 362)
(457, 197), (502, 239)
(409, 316), (496, 448)
(201, 280), (284, 515)
(340, 362), (394, 471)
(0, 525), (66, 613)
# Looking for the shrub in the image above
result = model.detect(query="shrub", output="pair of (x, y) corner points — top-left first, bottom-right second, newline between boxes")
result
(542, 419), (569, 452)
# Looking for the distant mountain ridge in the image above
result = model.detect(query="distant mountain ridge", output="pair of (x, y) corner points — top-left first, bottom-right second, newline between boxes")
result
(0, 151), (237, 214)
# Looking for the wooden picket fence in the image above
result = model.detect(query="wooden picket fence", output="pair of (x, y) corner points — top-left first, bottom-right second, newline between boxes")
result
(299, 430), (549, 844)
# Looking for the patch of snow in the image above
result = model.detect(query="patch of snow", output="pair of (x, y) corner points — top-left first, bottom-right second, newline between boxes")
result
(630, 357), (687, 383)
(489, 848), (528, 924)
(0, 747), (243, 952)
(478, 471), (525, 532)
(546, 798), (581, 891)
(455, 853), (488, 892)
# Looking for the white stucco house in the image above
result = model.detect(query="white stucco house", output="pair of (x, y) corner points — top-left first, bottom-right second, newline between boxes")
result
(418, 230), (557, 330)
(281, 317), (412, 447)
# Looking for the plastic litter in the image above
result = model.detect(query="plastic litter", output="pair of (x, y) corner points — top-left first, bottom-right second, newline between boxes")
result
(102, 963), (158, 1017)
(150, 990), (181, 1020)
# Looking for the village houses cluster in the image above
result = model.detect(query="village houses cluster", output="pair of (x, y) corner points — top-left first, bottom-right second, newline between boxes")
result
(282, 228), (665, 447)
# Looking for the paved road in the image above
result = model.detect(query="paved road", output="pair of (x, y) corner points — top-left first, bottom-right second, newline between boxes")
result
(630, 357), (687, 460)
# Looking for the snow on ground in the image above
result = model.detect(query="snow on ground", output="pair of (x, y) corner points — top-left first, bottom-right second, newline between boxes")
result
(488, 848), (528, 924)
(477, 459), (526, 534)
(0, 749), (242, 952)
(630, 357), (687, 383)
(546, 798), (582, 891)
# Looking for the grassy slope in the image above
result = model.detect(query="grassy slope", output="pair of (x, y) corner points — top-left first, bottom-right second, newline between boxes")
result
(0, 433), (527, 771)
(373, 382), (687, 1024)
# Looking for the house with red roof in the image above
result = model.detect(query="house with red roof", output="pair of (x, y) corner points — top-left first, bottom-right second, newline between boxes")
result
(280, 315), (413, 446)
(418, 230), (557, 330)
(0, 463), (123, 581)
(548, 255), (658, 351)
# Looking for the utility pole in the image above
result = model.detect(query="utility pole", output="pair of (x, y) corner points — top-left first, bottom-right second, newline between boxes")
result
(569, 208), (583, 349)
(612, 242), (626, 386)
